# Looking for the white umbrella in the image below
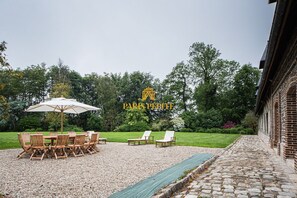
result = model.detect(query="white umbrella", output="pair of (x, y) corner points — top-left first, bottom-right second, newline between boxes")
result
(26, 97), (99, 132)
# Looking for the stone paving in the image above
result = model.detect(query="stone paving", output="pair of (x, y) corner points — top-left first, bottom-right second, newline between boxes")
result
(173, 136), (297, 198)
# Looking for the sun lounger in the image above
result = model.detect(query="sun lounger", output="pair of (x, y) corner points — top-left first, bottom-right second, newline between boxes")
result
(155, 131), (176, 147)
(128, 131), (153, 145)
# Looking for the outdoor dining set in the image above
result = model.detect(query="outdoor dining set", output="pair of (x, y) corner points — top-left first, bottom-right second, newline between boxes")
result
(17, 131), (101, 160)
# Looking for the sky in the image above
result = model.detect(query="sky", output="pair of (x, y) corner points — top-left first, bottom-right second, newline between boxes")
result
(0, 0), (275, 80)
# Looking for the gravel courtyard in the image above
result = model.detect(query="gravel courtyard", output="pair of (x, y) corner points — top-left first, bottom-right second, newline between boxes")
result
(0, 143), (222, 198)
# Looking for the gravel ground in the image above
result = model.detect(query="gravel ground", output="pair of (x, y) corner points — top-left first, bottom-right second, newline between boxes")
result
(0, 143), (222, 198)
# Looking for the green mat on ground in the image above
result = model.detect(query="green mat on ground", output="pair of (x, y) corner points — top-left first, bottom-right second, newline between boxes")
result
(109, 153), (213, 198)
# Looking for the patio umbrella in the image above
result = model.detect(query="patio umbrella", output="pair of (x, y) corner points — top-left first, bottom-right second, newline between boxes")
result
(25, 97), (99, 132)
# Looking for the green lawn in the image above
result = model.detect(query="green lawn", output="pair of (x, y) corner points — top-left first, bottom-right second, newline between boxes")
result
(0, 132), (240, 150)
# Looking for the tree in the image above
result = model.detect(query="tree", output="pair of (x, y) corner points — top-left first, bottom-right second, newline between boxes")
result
(242, 111), (258, 134)
(0, 41), (12, 129)
(50, 83), (71, 98)
(96, 75), (118, 131)
(163, 62), (193, 112)
(194, 82), (218, 112)
(189, 42), (239, 112)
(0, 41), (11, 69)
(189, 42), (239, 87)
(22, 64), (48, 104)
(232, 64), (260, 121)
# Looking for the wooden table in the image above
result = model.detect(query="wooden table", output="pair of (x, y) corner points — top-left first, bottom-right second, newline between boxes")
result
(44, 135), (76, 145)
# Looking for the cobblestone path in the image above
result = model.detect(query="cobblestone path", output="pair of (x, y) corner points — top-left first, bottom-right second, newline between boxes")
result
(173, 136), (297, 198)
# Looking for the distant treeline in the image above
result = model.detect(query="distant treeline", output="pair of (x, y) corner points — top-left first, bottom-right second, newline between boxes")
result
(0, 41), (260, 132)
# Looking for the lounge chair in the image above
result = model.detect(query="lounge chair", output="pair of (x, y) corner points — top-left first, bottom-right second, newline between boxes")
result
(17, 133), (32, 159)
(155, 131), (176, 147)
(51, 135), (69, 159)
(30, 134), (49, 160)
(128, 131), (153, 145)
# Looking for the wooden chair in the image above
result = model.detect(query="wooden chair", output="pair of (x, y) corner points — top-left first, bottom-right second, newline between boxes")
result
(30, 134), (48, 160)
(67, 131), (76, 144)
(84, 133), (98, 154)
(51, 135), (69, 159)
(17, 133), (32, 159)
(68, 134), (85, 157)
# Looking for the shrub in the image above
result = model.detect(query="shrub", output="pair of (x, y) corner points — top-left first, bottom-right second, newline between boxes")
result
(181, 111), (199, 131)
(205, 128), (224, 133)
(151, 119), (172, 131)
(242, 111), (258, 133)
(195, 127), (206, 132)
(223, 121), (236, 129)
(114, 122), (150, 132)
(64, 125), (84, 132)
(18, 115), (42, 131)
(171, 117), (185, 132)
(114, 124), (130, 132)
(199, 109), (223, 129)
(86, 114), (102, 131)
(179, 128), (193, 132)
(151, 122), (161, 131)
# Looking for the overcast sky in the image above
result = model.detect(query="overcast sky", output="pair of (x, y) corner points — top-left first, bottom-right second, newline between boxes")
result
(1, 0), (275, 80)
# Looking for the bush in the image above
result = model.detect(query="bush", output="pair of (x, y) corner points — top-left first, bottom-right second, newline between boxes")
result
(129, 122), (150, 132)
(199, 109), (223, 129)
(114, 122), (150, 132)
(179, 128), (193, 132)
(151, 122), (161, 131)
(242, 111), (258, 133)
(171, 117), (185, 132)
(205, 128), (224, 133)
(181, 111), (199, 131)
(86, 114), (102, 131)
(223, 121), (236, 129)
(151, 119), (172, 131)
(114, 124), (130, 132)
(18, 115), (42, 131)
(64, 125), (84, 132)
(195, 127), (206, 132)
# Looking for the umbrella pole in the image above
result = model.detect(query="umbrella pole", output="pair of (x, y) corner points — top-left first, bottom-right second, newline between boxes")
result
(61, 111), (64, 133)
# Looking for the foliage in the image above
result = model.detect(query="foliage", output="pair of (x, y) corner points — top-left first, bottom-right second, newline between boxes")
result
(181, 111), (199, 130)
(63, 125), (84, 132)
(232, 64), (260, 121)
(86, 114), (102, 131)
(194, 82), (218, 112)
(179, 128), (193, 132)
(18, 115), (42, 131)
(125, 108), (149, 125)
(151, 119), (172, 131)
(242, 111), (258, 134)
(0, 42), (260, 132)
(50, 83), (71, 98)
(223, 121), (236, 129)
(0, 41), (11, 69)
(163, 62), (193, 112)
(171, 117), (185, 132)
(189, 42), (239, 89)
(114, 121), (149, 132)
(199, 109), (223, 129)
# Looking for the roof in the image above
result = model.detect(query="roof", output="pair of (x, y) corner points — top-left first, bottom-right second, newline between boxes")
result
(255, 0), (297, 114)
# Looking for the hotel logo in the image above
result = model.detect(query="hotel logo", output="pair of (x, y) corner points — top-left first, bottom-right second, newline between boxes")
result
(123, 87), (174, 110)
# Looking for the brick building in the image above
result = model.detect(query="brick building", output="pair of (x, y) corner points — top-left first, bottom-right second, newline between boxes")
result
(256, 0), (297, 172)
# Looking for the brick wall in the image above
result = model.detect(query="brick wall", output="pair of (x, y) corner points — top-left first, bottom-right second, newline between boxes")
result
(284, 85), (297, 159)
(273, 102), (280, 147)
